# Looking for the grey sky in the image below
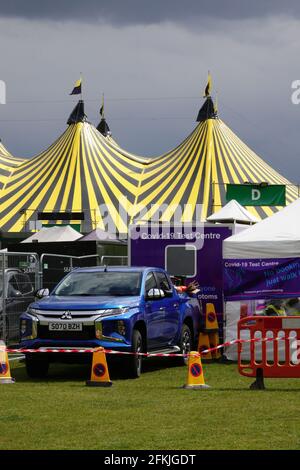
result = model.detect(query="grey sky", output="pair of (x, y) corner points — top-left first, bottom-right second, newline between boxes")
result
(0, 2), (300, 182)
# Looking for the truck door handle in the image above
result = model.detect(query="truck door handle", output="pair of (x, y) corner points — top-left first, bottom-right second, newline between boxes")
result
(159, 307), (165, 311)
(173, 303), (179, 308)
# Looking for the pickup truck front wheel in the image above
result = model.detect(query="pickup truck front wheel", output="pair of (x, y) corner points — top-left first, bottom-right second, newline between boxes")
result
(127, 329), (143, 378)
(178, 324), (192, 366)
(25, 355), (49, 379)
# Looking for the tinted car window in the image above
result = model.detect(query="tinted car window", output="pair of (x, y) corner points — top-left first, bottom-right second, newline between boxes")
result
(15, 274), (33, 295)
(155, 272), (171, 292)
(54, 271), (141, 296)
(7, 275), (20, 297)
(145, 272), (157, 293)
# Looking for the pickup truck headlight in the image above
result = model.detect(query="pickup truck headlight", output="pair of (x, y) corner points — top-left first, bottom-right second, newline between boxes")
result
(116, 320), (126, 336)
(27, 307), (44, 316)
(94, 316), (127, 342)
(20, 315), (38, 341)
(95, 307), (130, 317)
(20, 320), (27, 335)
(95, 319), (103, 339)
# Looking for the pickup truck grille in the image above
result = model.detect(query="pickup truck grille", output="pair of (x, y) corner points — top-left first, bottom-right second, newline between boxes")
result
(38, 325), (96, 340)
(40, 311), (97, 318)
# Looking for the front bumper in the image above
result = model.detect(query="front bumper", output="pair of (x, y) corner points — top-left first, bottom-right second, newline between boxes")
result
(19, 337), (133, 352)
(19, 338), (134, 364)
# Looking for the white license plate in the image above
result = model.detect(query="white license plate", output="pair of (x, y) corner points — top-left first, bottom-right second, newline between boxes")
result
(49, 322), (83, 331)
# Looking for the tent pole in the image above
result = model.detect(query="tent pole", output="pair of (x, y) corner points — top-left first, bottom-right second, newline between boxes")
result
(202, 118), (213, 219)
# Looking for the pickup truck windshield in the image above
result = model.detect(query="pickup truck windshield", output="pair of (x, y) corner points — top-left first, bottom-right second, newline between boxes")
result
(53, 271), (142, 297)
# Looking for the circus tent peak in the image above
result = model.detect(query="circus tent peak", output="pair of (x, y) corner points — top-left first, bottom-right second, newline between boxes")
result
(196, 96), (217, 122)
(0, 105), (150, 233)
(96, 94), (111, 137)
(67, 100), (87, 125)
(0, 92), (298, 234)
(97, 117), (111, 137)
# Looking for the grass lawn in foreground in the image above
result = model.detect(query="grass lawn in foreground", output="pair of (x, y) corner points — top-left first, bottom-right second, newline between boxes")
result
(0, 357), (300, 450)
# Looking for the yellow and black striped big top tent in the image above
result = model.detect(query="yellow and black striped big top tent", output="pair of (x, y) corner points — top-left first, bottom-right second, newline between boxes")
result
(0, 140), (24, 191)
(0, 97), (298, 233)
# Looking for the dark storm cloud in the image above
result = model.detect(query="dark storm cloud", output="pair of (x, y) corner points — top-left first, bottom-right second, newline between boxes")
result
(1, 0), (300, 24)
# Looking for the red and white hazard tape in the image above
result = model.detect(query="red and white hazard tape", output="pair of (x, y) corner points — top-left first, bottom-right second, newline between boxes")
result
(105, 336), (285, 357)
(5, 348), (95, 354)
(5, 336), (284, 358)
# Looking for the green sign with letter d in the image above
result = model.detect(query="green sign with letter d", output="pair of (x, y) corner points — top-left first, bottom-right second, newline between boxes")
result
(226, 184), (286, 206)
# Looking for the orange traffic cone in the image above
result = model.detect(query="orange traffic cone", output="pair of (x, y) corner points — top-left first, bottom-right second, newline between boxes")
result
(86, 347), (112, 387)
(0, 345), (15, 384)
(209, 331), (222, 360)
(183, 351), (210, 389)
(204, 303), (219, 332)
(197, 332), (212, 360)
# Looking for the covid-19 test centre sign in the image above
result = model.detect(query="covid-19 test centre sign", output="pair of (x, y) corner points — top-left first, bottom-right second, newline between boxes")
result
(223, 257), (300, 301)
(129, 223), (236, 327)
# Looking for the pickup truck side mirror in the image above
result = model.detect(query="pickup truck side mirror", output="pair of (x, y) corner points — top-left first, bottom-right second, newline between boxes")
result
(163, 289), (173, 297)
(35, 288), (50, 299)
(146, 288), (165, 300)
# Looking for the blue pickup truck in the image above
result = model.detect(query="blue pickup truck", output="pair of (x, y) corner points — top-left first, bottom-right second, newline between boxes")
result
(19, 266), (201, 378)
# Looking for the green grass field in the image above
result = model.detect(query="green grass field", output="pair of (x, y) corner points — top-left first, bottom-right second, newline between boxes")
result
(1, 357), (300, 450)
